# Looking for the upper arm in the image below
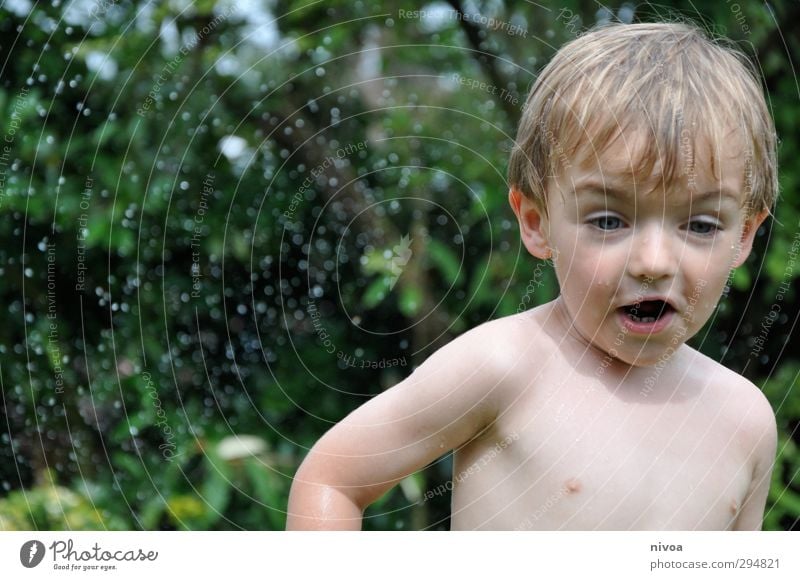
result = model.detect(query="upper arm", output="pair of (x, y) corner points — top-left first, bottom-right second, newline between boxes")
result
(733, 388), (777, 531)
(293, 327), (505, 509)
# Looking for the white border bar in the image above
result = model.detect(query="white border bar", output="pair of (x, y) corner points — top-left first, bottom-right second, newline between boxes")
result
(1, 532), (798, 579)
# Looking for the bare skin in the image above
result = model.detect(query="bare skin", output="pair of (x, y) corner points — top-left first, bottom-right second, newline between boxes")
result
(286, 301), (776, 530)
(287, 133), (777, 531)
(450, 303), (776, 530)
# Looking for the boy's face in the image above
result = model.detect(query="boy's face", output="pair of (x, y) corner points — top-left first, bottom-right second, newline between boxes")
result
(512, 131), (767, 366)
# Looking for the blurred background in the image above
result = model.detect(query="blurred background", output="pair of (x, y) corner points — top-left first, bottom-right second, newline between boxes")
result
(0, 0), (798, 531)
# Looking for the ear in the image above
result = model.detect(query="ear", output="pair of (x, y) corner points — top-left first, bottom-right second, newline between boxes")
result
(732, 209), (769, 268)
(509, 188), (552, 260)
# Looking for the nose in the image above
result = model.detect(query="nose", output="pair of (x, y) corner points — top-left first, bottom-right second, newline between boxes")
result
(627, 223), (679, 280)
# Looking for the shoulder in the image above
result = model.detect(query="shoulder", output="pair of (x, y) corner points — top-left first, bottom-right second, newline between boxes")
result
(685, 347), (774, 417)
(432, 307), (553, 372)
(413, 307), (552, 396)
(684, 347), (777, 461)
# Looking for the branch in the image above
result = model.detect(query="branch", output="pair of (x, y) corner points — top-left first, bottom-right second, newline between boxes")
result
(445, 0), (520, 123)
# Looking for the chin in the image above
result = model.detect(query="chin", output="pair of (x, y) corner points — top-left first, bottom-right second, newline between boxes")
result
(599, 340), (679, 368)
(626, 354), (669, 368)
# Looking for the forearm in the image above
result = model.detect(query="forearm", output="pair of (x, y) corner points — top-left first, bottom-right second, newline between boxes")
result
(286, 477), (364, 530)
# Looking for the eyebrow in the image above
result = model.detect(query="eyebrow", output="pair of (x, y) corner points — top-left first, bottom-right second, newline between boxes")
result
(572, 180), (740, 204)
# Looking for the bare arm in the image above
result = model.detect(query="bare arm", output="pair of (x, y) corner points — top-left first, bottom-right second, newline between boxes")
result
(733, 391), (777, 531)
(286, 328), (503, 530)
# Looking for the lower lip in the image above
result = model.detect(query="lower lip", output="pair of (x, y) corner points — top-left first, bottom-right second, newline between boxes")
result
(617, 308), (675, 334)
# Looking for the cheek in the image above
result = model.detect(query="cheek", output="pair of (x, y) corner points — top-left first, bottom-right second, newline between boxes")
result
(555, 244), (622, 301)
(697, 269), (731, 310)
(549, 222), (630, 300)
(557, 240), (622, 279)
(682, 248), (737, 316)
(703, 237), (740, 273)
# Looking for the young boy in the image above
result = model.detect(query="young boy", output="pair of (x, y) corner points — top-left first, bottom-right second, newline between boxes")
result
(287, 21), (778, 530)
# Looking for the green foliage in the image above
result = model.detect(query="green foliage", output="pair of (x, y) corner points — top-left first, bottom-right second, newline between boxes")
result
(762, 365), (800, 530)
(0, 0), (798, 531)
(0, 471), (126, 530)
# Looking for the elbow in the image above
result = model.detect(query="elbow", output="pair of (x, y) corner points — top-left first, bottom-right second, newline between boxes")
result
(286, 454), (365, 530)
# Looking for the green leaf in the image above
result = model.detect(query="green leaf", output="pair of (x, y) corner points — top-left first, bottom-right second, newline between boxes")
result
(200, 447), (232, 527)
(140, 496), (167, 529)
(244, 459), (273, 504)
(772, 488), (800, 516)
(466, 258), (493, 307)
(732, 267), (751, 290)
(399, 284), (422, 317)
(362, 277), (388, 309)
(428, 239), (462, 285)
(244, 460), (287, 529)
(360, 248), (391, 275)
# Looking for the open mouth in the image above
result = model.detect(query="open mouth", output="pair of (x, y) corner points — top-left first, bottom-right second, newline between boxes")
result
(621, 300), (674, 324)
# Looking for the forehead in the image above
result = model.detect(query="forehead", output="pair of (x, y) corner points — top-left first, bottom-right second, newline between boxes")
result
(567, 128), (747, 202)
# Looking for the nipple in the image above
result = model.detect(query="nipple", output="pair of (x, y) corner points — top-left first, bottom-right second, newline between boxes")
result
(729, 498), (739, 516)
(565, 478), (582, 494)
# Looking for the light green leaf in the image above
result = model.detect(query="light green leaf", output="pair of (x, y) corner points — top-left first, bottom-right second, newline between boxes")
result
(362, 277), (388, 309)
(399, 285), (422, 317)
(200, 447), (232, 527)
(732, 267), (751, 290)
(428, 239), (462, 285)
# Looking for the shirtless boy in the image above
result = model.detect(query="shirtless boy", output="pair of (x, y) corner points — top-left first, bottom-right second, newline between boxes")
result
(287, 22), (778, 530)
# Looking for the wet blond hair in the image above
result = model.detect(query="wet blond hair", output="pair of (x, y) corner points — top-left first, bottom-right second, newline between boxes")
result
(508, 21), (778, 216)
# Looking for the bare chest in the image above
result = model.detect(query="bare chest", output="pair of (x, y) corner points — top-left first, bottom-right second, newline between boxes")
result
(451, 376), (751, 530)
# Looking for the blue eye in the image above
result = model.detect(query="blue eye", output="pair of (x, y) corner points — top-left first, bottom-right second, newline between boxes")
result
(589, 216), (623, 231)
(687, 220), (719, 235)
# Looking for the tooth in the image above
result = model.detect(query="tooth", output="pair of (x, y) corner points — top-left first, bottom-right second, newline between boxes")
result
(642, 316), (655, 323)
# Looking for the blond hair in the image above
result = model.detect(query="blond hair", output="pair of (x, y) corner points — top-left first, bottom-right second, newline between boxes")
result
(508, 22), (778, 215)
